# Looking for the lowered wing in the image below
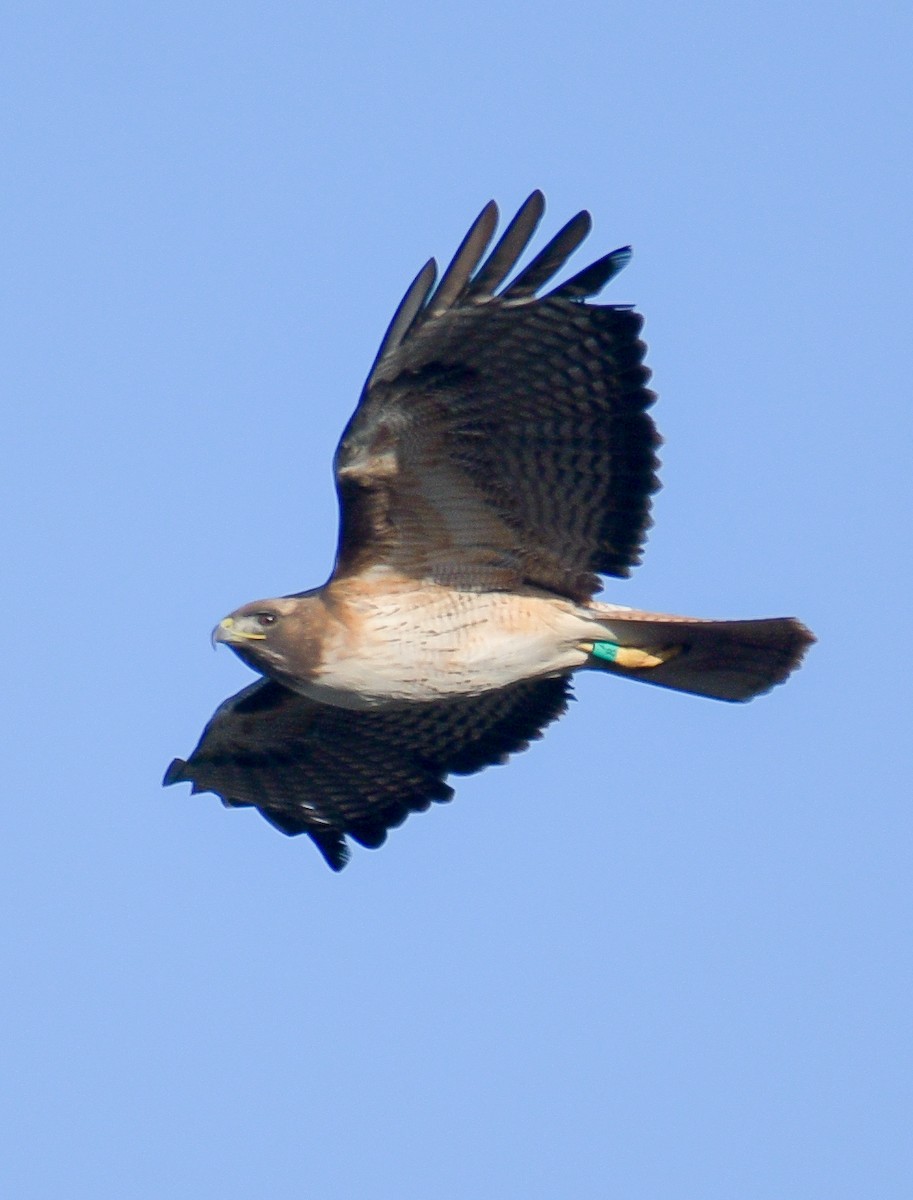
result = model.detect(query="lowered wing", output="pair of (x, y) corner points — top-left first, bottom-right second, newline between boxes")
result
(164, 674), (571, 870)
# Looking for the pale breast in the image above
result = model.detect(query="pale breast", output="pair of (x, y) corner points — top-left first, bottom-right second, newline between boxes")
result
(306, 577), (594, 708)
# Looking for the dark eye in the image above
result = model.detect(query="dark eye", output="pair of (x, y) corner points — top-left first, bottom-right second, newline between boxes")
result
(255, 612), (278, 627)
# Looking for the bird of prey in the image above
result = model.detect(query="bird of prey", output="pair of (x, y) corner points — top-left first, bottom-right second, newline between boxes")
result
(164, 191), (813, 870)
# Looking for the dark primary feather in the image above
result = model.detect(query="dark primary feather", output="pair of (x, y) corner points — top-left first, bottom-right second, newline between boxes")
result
(466, 190), (545, 298)
(553, 246), (633, 300)
(501, 209), (591, 299)
(335, 194), (660, 599)
(164, 675), (572, 871)
(422, 200), (498, 319)
(365, 258), (437, 383)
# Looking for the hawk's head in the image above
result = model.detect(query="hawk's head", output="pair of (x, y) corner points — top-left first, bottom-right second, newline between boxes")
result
(212, 596), (321, 685)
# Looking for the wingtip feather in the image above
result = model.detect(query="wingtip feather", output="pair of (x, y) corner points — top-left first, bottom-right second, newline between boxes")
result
(163, 758), (188, 787)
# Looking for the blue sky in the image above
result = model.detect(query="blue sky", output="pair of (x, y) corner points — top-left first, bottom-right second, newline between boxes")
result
(3, 3), (911, 1197)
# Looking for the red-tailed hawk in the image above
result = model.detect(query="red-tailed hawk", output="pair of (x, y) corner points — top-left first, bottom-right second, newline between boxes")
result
(164, 192), (813, 870)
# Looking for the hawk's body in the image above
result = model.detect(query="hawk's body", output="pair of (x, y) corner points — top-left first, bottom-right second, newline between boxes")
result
(284, 580), (596, 708)
(165, 192), (814, 869)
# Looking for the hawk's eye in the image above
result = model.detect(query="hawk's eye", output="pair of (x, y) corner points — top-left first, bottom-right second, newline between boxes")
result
(255, 612), (278, 627)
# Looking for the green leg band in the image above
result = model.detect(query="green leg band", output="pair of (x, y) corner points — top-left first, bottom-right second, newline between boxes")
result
(590, 640), (620, 663)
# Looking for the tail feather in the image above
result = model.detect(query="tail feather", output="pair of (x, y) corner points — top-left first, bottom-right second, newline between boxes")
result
(586, 610), (815, 702)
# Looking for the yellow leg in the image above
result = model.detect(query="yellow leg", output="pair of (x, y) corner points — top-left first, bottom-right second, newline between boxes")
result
(580, 641), (682, 670)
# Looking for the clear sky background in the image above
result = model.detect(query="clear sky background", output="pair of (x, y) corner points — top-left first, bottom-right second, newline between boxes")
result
(3, 3), (911, 1197)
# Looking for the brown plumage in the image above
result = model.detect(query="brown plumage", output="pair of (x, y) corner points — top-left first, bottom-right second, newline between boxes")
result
(164, 192), (814, 870)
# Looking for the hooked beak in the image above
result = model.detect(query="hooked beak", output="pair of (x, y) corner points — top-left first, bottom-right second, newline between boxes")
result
(211, 615), (267, 649)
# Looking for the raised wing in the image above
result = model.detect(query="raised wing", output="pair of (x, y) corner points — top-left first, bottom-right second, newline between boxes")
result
(164, 674), (571, 870)
(333, 192), (660, 601)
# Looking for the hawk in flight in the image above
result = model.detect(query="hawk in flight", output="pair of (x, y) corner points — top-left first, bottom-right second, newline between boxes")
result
(165, 192), (813, 870)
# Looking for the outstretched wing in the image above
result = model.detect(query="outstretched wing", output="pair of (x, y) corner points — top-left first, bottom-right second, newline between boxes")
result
(333, 191), (660, 601)
(164, 674), (572, 870)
